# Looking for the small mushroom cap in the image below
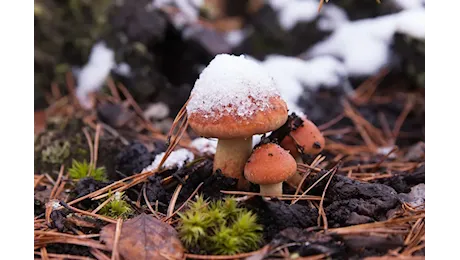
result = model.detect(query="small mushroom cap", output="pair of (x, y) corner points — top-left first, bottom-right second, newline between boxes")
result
(281, 117), (325, 157)
(244, 143), (297, 185)
(187, 54), (288, 139)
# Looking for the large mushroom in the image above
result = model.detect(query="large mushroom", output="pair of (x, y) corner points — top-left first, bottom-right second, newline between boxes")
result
(280, 115), (325, 186)
(187, 54), (288, 189)
(244, 143), (297, 196)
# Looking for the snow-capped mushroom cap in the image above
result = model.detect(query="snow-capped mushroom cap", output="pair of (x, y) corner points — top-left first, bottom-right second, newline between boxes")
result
(187, 54), (288, 139)
(244, 143), (297, 185)
(281, 117), (325, 157)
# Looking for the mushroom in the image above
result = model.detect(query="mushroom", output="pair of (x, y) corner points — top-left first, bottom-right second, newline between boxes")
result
(187, 54), (288, 189)
(280, 115), (325, 186)
(244, 143), (297, 196)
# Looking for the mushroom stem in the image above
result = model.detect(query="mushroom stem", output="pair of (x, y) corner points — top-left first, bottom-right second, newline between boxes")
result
(213, 138), (252, 189)
(259, 183), (283, 196)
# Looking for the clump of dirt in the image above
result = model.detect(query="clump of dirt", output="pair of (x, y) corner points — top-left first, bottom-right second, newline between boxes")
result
(242, 197), (318, 241)
(305, 174), (400, 227)
(114, 141), (152, 179)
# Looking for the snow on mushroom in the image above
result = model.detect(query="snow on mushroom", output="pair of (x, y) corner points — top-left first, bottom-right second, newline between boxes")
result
(186, 54), (289, 189)
(244, 143), (297, 196)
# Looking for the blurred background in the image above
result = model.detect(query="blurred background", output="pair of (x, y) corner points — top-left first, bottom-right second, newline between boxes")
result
(34, 0), (424, 135)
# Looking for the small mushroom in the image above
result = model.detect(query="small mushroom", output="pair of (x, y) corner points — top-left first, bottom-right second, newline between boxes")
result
(280, 116), (325, 186)
(244, 143), (297, 196)
(187, 54), (288, 189)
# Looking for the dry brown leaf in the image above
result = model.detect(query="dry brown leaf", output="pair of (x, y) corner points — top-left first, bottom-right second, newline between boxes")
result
(100, 213), (184, 260)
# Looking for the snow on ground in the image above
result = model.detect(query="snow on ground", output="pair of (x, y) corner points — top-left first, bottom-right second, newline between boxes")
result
(392, 0), (425, 10)
(270, 0), (348, 31)
(190, 138), (218, 155)
(257, 55), (347, 114)
(76, 42), (115, 109)
(143, 148), (195, 171)
(307, 8), (425, 76)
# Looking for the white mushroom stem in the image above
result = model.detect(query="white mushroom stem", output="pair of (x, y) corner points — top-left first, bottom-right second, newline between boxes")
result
(259, 183), (283, 196)
(286, 156), (305, 187)
(213, 138), (252, 190)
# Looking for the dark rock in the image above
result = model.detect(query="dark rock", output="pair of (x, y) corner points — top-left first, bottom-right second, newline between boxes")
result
(376, 165), (425, 193)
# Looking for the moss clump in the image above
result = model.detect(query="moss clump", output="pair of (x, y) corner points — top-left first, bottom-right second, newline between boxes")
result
(68, 160), (107, 181)
(178, 195), (262, 255)
(100, 192), (133, 219)
(41, 140), (71, 164)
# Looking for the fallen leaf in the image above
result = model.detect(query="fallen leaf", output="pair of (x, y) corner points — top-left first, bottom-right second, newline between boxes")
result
(100, 213), (184, 260)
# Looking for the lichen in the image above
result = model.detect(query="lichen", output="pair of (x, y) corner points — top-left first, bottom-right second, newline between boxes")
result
(41, 140), (71, 164)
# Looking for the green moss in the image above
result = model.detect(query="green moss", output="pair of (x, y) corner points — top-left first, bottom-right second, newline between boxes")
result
(68, 160), (107, 181)
(41, 140), (71, 164)
(100, 192), (133, 219)
(178, 196), (263, 255)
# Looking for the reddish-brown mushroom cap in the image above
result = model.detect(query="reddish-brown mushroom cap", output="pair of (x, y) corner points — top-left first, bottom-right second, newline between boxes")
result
(188, 96), (287, 139)
(244, 143), (297, 185)
(280, 117), (325, 158)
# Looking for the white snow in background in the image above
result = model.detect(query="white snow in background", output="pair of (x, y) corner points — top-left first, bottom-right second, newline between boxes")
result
(144, 102), (170, 120)
(392, 0), (425, 10)
(115, 62), (131, 77)
(271, 0), (348, 31)
(258, 55), (347, 113)
(76, 42), (115, 109)
(187, 54), (282, 119)
(278, 0), (318, 30)
(396, 8), (425, 39)
(317, 4), (349, 31)
(143, 148), (195, 171)
(223, 29), (247, 47)
(190, 138), (218, 155)
(152, 0), (203, 29)
(308, 9), (425, 76)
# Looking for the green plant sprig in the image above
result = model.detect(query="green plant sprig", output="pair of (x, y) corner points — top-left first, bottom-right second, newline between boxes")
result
(177, 195), (262, 255)
(100, 191), (133, 219)
(68, 160), (107, 181)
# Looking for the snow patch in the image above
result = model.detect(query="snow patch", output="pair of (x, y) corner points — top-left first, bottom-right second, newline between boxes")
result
(143, 148), (194, 171)
(278, 0), (318, 30)
(144, 102), (170, 121)
(76, 42), (115, 109)
(399, 183), (425, 209)
(308, 9), (425, 76)
(190, 138), (218, 155)
(115, 62), (132, 77)
(392, 0), (424, 10)
(259, 55), (347, 113)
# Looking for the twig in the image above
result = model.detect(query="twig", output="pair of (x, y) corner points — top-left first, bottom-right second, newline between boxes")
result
(143, 185), (161, 219)
(317, 164), (339, 230)
(111, 219), (123, 260)
(163, 182), (204, 222)
(392, 95), (415, 142)
(91, 249), (111, 260)
(318, 113), (344, 131)
(291, 164), (337, 205)
(50, 165), (65, 200)
(166, 183), (182, 217)
(94, 124), (102, 168)
(83, 128), (95, 174)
